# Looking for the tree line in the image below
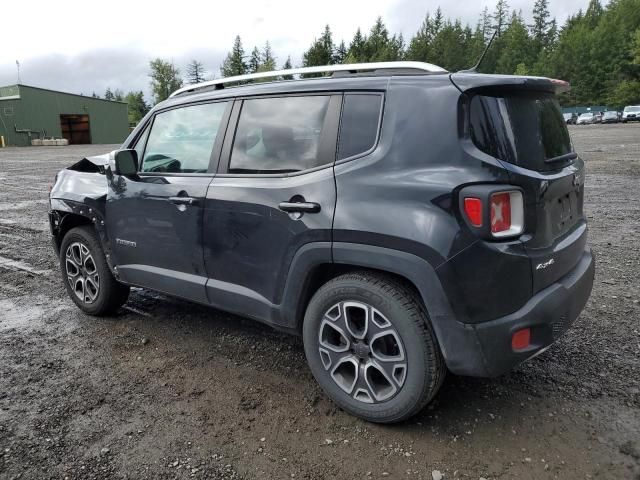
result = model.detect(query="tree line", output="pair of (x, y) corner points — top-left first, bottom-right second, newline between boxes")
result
(108, 0), (639, 124)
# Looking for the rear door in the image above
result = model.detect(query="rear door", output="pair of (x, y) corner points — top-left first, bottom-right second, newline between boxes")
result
(202, 94), (341, 322)
(106, 100), (231, 303)
(466, 87), (587, 292)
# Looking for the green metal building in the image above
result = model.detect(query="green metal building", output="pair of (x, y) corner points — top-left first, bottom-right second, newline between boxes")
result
(0, 84), (129, 147)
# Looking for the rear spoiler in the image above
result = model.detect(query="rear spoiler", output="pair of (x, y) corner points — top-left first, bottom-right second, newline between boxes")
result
(450, 73), (570, 95)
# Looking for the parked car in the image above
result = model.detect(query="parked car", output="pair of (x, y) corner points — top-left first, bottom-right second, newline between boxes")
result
(563, 112), (578, 124)
(577, 112), (597, 124)
(622, 105), (640, 122)
(601, 111), (620, 123)
(48, 62), (595, 423)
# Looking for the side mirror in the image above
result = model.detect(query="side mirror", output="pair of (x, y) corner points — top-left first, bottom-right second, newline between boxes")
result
(114, 149), (138, 176)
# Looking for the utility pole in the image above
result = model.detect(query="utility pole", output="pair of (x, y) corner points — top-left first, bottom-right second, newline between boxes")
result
(16, 60), (21, 84)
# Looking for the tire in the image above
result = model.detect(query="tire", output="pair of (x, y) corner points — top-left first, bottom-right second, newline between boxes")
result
(59, 226), (130, 315)
(302, 272), (445, 423)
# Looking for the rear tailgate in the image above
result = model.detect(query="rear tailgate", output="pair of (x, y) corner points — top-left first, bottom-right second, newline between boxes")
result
(452, 73), (587, 292)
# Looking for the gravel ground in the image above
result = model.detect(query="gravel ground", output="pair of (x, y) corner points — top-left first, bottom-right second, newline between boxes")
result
(0, 125), (639, 480)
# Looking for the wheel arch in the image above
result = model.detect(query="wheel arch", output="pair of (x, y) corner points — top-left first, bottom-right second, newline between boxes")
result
(50, 199), (116, 276)
(282, 241), (487, 375)
(51, 211), (94, 254)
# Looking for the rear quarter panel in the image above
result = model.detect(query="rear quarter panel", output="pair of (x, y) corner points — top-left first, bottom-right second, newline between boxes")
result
(333, 76), (529, 323)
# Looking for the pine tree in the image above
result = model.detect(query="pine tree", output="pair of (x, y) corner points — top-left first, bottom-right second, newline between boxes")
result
(531, 0), (550, 41)
(253, 41), (277, 82)
(113, 89), (124, 102)
(260, 41), (276, 71)
(281, 56), (294, 80)
(149, 59), (183, 104)
(248, 47), (261, 73)
(334, 40), (348, 64)
(302, 25), (335, 75)
(365, 17), (397, 61)
(584, 0), (604, 28)
(186, 60), (206, 84)
(125, 91), (150, 125)
(104, 88), (114, 101)
(480, 6), (493, 42)
(496, 13), (534, 74)
(531, 0), (552, 50)
(221, 35), (247, 78)
(347, 28), (367, 62)
(433, 8), (444, 35)
(493, 0), (510, 36)
(407, 13), (433, 62)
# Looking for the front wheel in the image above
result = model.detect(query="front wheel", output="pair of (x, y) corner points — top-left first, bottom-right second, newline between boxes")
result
(59, 226), (130, 315)
(303, 272), (445, 423)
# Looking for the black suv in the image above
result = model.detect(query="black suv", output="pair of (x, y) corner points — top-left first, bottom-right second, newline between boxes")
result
(49, 62), (594, 423)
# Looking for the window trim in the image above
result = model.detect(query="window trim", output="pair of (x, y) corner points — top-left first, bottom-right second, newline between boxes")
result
(134, 99), (233, 177)
(216, 92), (342, 178)
(335, 92), (385, 165)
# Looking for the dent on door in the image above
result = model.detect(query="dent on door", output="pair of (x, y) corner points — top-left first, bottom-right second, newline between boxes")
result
(202, 168), (336, 324)
(106, 174), (212, 303)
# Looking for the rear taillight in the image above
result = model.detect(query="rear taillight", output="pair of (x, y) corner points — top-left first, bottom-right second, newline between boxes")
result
(460, 186), (524, 240)
(463, 198), (483, 227)
(489, 191), (523, 238)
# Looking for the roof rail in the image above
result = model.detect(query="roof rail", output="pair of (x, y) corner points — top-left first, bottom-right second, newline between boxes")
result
(169, 61), (447, 98)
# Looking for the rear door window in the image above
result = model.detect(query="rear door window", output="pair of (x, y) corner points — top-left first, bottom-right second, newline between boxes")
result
(337, 93), (383, 160)
(229, 96), (332, 174)
(141, 102), (228, 173)
(469, 92), (572, 171)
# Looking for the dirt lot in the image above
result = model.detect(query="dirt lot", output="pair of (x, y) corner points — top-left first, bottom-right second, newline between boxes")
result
(1, 124), (639, 480)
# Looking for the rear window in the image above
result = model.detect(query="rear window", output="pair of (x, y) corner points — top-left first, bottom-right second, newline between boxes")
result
(469, 92), (573, 171)
(337, 94), (382, 160)
(229, 96), (331, 174)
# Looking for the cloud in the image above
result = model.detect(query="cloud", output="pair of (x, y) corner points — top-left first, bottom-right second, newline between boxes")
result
(0, 0), (598, 103)
(0, 48), (229, 103)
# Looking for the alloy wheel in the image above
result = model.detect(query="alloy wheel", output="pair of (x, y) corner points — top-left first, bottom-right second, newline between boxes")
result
(318, 301), (407, 404)
(65, 241), (100, 304)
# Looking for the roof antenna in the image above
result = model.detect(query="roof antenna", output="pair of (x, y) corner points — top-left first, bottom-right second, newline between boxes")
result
(459, 30), (497, 74)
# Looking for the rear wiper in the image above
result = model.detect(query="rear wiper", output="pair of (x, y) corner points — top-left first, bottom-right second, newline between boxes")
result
(545, 152), (577, 164)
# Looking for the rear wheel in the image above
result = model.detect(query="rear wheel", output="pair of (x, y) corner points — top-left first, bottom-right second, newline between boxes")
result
(303, 272), (445, 423)
(59, 226), (129, 315)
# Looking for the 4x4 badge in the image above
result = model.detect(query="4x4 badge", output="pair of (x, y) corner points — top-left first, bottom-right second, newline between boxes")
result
(536, 258), (555, 270)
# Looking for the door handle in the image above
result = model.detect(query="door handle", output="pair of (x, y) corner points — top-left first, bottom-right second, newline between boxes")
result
(168, 196), (198, 206)
(278, 201), (321, 213)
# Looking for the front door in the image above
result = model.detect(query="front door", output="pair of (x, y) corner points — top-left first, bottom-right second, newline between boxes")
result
(202, 94), (341, 324)
(106, 100), (231, 303)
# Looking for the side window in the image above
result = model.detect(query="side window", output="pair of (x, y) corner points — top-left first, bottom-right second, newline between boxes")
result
(337, 94), (383, 160)
(229, 96), (331, 174)
(133, 125), (149, 162)
(141, 102), (227, 173)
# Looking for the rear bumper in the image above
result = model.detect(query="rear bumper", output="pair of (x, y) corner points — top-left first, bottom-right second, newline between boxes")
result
(444, 247), (594, 377)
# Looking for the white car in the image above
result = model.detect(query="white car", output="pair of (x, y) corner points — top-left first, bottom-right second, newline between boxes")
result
(622, 105), (640, 123)
(576, 112), (596, 125)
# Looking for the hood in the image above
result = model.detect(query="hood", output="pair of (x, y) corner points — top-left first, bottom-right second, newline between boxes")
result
(67, 152), (112, 173)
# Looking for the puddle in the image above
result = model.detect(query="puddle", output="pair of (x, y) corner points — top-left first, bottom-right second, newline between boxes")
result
(0, 199), (48, 211)
(0, 255), (51, 275)
(0, 298), (45, 330)
(0, 296), (74, 331)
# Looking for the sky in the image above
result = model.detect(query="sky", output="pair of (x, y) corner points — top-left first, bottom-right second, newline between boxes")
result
(0, 0), (594, 102)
